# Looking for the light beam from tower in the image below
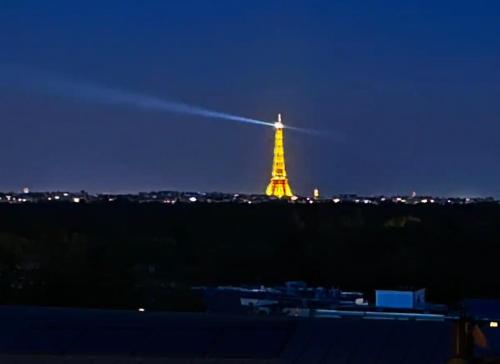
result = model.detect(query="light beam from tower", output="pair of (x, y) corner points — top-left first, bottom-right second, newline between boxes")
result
(266, 113), (294, 198)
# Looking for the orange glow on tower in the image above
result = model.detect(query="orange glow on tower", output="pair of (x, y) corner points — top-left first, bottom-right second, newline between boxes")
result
(266, 113), (294, 198)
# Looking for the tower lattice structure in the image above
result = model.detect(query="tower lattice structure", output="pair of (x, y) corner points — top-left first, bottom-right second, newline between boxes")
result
(266, 114), (294, 198)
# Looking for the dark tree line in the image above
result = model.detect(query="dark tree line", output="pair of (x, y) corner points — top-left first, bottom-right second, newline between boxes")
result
(0, 201), (498, 310)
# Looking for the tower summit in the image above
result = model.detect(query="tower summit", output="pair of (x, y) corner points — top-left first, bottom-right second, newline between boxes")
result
(266, 113), (294, 198)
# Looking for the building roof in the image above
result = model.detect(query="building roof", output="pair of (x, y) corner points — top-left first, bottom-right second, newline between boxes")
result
(464, 299), (500, 321)
(0, 306), (455, 363)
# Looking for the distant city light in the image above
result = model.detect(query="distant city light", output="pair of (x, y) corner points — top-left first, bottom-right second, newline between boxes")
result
(490, 321), (498, 328)
(0, 190), (496, 206)
(22, 187), (30, 194)
(138, 308), (145, 312)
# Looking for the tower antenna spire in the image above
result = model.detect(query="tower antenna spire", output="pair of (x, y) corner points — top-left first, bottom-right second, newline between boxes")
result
(266, 113), (294, 198)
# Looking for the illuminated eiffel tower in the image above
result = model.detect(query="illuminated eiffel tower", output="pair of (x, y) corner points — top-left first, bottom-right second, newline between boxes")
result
(266, 113), (294, 198)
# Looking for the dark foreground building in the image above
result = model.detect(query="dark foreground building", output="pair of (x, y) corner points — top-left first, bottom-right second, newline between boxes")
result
(0, 306), (460, 363)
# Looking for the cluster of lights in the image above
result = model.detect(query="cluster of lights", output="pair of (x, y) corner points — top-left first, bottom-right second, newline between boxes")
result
(419, 199), (435, 204)
(44, 195), (83, 203)
(324, 196), (447, 205)
(5, 197), (30, 203)
(1, 190), (495, 206)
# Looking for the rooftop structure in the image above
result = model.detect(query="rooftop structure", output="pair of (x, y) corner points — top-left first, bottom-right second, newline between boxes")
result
(195, 281), (366, 315)
(376, 288), (426, 310)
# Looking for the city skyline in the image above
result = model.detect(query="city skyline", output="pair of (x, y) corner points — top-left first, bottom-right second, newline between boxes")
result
(2, 1), (500, 196)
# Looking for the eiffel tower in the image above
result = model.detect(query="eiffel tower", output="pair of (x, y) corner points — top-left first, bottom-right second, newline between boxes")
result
(266, 113), (294, 198)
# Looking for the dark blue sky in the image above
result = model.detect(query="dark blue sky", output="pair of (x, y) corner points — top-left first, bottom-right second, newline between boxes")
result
(1, 1), (500, 196)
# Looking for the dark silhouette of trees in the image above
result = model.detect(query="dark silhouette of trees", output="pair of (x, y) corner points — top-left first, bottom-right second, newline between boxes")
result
(0, 201), (498, 309)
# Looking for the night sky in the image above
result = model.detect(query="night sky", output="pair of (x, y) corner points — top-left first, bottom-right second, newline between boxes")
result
(1, 1), (500, 196)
